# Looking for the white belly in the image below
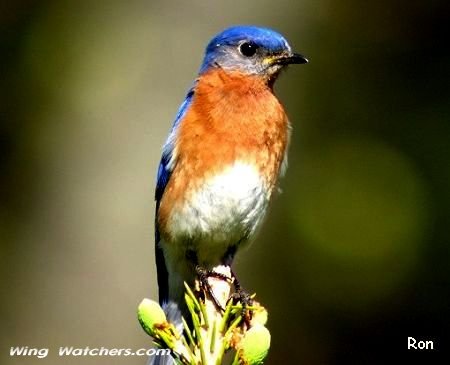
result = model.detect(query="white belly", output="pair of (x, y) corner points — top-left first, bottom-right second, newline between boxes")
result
(166, 161), (271, 264)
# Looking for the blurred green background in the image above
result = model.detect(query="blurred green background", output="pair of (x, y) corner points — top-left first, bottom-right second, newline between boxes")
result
(1, 0), (449, 364)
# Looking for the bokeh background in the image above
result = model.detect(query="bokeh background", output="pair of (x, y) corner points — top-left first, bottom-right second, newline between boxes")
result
(1, 1), (449, 364)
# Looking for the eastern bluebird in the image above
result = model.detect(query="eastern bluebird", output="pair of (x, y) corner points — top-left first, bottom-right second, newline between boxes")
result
(155, 25), (307, 309)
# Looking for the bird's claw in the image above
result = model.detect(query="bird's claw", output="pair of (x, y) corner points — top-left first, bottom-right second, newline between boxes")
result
(230, 287), (254, 326)
(195, 265), (230, 312)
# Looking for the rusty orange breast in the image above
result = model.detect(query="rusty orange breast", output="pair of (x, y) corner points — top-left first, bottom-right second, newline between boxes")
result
(157, 68), (290, 236)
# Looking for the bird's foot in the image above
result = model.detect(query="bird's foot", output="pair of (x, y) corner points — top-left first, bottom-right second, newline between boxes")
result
(195, 265), (232, 312)
(229, 270), (254, 326)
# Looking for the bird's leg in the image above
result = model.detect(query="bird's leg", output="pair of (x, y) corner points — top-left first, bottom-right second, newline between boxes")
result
(186, 249), (225, 310)
(195, 265), (231, 312)
(229, 269), (254, 325)
(222, 244), (253, 324)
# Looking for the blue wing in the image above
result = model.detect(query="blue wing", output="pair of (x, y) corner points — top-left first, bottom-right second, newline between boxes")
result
(155, 87), (194, 203)
(155, 86), (195, 304)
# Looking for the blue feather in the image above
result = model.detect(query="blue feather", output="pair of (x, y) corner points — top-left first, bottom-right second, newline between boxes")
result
(200, 25), (291, 73)
(155, 87), (194, 203)
(155, 86), (195, 304)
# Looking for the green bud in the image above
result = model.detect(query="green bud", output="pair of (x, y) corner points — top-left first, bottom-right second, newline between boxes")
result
(251, 306), (268, 326)
(137, 298), (167, 336)
(238, 324), (271, 365)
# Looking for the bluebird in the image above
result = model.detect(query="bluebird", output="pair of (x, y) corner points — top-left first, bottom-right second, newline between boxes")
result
(155, 25), (307, 309)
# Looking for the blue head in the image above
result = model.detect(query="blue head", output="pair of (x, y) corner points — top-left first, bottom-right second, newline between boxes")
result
(199, 25), (307, 79)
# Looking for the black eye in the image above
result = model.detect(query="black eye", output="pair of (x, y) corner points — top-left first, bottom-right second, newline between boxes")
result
(239, 42), (259, 57)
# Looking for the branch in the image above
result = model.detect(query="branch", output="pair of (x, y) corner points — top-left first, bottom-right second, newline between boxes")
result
(138, 265), (270, 364)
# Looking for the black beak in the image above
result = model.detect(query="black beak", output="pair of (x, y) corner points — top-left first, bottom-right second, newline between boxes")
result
(273, 52), (309, 66)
